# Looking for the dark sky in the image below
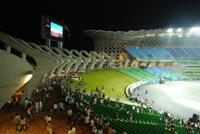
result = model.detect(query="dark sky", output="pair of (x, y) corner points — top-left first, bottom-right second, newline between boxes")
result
(1, 1), (200, 51)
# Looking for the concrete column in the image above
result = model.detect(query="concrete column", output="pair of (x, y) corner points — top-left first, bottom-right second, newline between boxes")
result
(6, 45), (11, 53)
(46, 38), (51, 47)
(57, 41), (63, 49)
(21, 53), (26, 60)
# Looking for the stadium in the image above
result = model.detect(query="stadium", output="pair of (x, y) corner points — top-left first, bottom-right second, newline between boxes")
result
(1, 4), (200, 134)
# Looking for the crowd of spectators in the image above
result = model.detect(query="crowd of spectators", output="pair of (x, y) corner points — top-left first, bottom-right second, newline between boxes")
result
(3, 73), (200, 133)
(2, 75), (129, 134)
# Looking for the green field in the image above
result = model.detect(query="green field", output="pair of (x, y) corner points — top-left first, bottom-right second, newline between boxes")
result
(78, 69), (137, 100)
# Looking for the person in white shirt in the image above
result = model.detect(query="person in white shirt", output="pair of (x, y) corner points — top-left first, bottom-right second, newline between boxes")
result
(53, 81), (56, 85)
(90, 119), (94, 127)
(39, 100), (43, 112)
(13, 113), (21, 131)
(61, 84), (65, 96)
(53, 103), (58, 114)
(27, 107), (31, 120)
(97, 128), (103, 134)
(35, 101), (39, 113)
(19, 116), (27, 131)
(36, 88), (39, 93)
(68, 97), (74, 105)
(92, 126), (97, 134)
(45, 115), (51, 124)
(67, 108), (73, 123)
(67, 125), (76, 134)
(85, 115), (90, 124)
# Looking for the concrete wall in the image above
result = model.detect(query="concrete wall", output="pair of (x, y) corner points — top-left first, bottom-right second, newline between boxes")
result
(0, 50), (33, 107)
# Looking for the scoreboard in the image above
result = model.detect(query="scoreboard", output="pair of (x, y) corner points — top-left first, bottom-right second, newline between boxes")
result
(41, 15), (64, 41)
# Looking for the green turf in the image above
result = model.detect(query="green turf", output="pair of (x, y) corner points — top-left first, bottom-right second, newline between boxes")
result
(79, 69), (137, 99)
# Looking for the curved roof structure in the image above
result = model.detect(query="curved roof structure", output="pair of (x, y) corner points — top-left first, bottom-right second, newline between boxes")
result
(0, 31), (118, 108)
(84, 28), (200, 58)
(85, 28), (200, 42)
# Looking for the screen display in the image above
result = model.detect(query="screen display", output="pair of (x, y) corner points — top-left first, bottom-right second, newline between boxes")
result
(50, 22), (63, 38)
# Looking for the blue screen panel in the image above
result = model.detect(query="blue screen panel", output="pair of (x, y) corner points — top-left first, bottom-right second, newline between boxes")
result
(50, 22), (63, 38)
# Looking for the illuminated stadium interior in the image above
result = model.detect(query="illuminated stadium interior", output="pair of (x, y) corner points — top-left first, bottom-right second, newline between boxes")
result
(2, 3), (200, 133)
(1, 25), (200, 133)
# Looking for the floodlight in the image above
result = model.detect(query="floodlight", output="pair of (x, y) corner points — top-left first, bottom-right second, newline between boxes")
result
(24, 74), (33, 84)
(167, 28), (173, 33)
(176, 28), (182, 32)
(23, 71), (33, 84)
(178, 35), (183, 38)
(190, 27), (200, 32)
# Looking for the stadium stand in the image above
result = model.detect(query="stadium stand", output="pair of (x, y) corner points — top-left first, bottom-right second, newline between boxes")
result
(125, 47), (200, 61)
(78, 89), (191, 134)
(119, 67), (156, 81)
(1, 29), (200, 134)
(90, 51), (107, 69)
(0, 31), (118, 108)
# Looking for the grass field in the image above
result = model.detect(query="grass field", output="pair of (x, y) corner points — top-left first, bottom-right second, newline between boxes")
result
(78, 69), (137, 100)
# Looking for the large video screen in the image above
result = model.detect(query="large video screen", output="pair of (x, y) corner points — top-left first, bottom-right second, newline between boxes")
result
(41, 15), (64, 41)
(50, 22), (63, 38)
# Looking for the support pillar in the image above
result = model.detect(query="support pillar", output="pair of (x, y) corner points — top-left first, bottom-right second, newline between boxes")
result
(57, 41), (63, 49)
(6, 45), (11, 53)
(22, 53), (26, 60)
(46, 38), (51, 47)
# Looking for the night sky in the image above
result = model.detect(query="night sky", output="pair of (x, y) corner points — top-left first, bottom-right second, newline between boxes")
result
(1, 1), (200, 51)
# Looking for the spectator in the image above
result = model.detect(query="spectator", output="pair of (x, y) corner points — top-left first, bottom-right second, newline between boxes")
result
(59, 101), (64, 112)
(32, 102), (37, 114)
(121, 130), (127, 134)
(90, 119), (95, 128)
(13, 113), (21, 131)
(27, 106), (32, 120)
(67, 124), (76, 134)
(39, 100), (43, 112)
(53, 102), (58, 114)
(45, 115), (52, 124)
(35, 101), (39, 113)
(113, 112), (118, 119)
(108, 126), (116, 134)
(92, 126), (97, 134)
(85, 115), (90, 125)
(23, 98), (28, 109)
(45, 92), (50, 102)
(129, 112), (133, 121)
(46, 121), (53, 134)
(28, 99), (32, 108)
(5, 98), (12, 112)
(103, 121), (110, 134)
(67, 108), (73, 123)
(97, 126), (103, 134)
(19, 116), (27, 131)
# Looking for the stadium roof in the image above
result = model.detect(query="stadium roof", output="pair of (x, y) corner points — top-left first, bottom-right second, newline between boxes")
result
(85, 27), (200, 40)
(84, 28), (200, 47)
(2, 1), (200, 50)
